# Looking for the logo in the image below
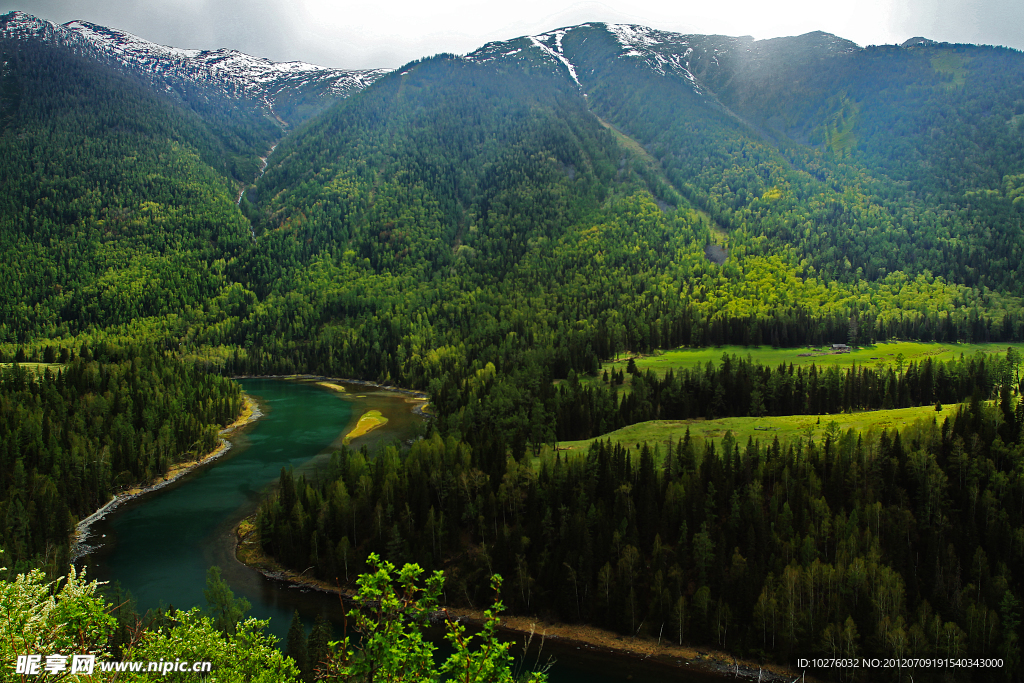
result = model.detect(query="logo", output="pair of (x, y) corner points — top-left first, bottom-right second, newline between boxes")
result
(15, 654), (95, 676)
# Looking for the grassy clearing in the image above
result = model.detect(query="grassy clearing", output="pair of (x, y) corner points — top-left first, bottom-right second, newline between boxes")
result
(597, 115), (656, 164)
(344, 409), (389, 443)
(595, 341), (1023, 382)
(827, 101), (859, 157)
(0, 362), (64, 376)
(546, 402), (961, 459)
(931, 52), (967, 88)
(574, 341), (1024, 397)
(830, 125), (858, 156)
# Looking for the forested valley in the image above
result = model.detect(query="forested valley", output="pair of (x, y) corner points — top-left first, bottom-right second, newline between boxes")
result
(3, 15), (1024, 681)
(257, 371), (1024, 681)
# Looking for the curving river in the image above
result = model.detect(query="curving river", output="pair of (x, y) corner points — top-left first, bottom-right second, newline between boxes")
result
(80, 378), (727, 683)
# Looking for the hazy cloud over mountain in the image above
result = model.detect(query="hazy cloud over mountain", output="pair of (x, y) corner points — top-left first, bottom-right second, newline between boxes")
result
(6, 0), (1022, 68)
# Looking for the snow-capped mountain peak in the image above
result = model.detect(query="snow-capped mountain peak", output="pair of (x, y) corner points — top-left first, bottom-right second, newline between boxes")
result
(0, 11), (389, 121)
(463, 22), (702, 94)
(463, 23), (588, 88)
(462, 21), (862, 101)
(605, 23), (701, 89)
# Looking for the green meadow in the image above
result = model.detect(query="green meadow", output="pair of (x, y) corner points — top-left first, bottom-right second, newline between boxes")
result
(0, 362), (65, 376)
(545, 402), (963, 459)
(572, 341), (1024, 397)
(597, 340), (1023, 379)
(931, 52), (968, 88)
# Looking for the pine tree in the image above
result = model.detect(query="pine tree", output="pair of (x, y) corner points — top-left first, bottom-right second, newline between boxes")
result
(203, 566), (251, 636)
(286, 610), (308, 679)
(307, 612), (332, 679)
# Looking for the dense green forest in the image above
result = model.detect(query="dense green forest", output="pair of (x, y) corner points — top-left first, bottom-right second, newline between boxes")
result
(0, 38), (276, 341)
(5, 15), (1024, 680)
(0, 348), (241, 574)
(256, 355), (1024, 681)
(486, 27), (1024, 294)
(5, 34), (1024, 389)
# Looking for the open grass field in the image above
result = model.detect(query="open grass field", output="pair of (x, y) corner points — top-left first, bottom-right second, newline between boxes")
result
(599, 340), (1021, 378)
(569, 341), (1024, 397)
(544, 402), (963, 460)
(932, 52), (967, 89)
(0, 362), (65, 376)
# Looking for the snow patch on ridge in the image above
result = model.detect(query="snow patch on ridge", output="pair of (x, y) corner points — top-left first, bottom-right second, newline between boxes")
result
(605, 23), (701, 93)
(607, 23), (668, 51)
(64, 20), (202, 60)
(528, 35), (579, 86)
(462, 25), (587, 88)
(527, 27), (583, 86)
(1, 11), (389, 109)
(1, 11), (56, 39)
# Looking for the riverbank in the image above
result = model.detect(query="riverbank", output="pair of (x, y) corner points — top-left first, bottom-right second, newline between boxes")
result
(71, 393), (263, 561)
(234, 515), (816, 683)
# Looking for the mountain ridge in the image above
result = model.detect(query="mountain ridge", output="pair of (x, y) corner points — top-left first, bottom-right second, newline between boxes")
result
(0, 10), (390, 125)
(3, 9), (1024, 342)
(463, 23), (862, 94)
(2, 10), (975, 129)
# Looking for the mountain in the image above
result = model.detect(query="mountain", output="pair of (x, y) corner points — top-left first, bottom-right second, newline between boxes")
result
(0, 35), (262, 340)
(3, 13), (1024, 357)
(458, 22), (1024, 292)
(3, 15), (1024, 677)
(0, 11), (389, 126)
(466, 23), (859, 99)
(0, 11), (393, 342)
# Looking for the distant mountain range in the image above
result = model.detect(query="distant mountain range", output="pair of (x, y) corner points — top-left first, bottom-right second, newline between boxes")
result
(2, 8), (1023, 347)
(0, 11), (893, 127)
(0, 11), (389, 126)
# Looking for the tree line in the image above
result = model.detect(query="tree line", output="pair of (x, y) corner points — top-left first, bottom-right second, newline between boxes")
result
(550, 350), (1020, 441)
(256, 356), (1023, 681)
(0, 345), (241, 574)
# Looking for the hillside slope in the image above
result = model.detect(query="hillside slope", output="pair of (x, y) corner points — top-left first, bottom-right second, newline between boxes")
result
(0, 37), (265, 340)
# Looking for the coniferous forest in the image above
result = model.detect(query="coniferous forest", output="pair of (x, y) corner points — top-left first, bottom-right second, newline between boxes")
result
(3, 12), (1024, 681)
(257, 393), (1024, 681)
(0, 347), (241, 574)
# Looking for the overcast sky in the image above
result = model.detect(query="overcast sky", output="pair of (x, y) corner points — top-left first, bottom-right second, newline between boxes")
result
(5, 0), (1022, 69)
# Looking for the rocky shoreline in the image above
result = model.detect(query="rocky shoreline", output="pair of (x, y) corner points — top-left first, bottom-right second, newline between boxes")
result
(71, 393), (263, 562)
(234, 516), (814, 683)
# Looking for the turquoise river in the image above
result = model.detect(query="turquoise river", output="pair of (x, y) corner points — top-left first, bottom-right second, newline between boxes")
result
(81, 378), (731, 682)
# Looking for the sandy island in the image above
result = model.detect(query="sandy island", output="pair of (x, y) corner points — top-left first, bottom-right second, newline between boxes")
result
(343, 409), (389, 443)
